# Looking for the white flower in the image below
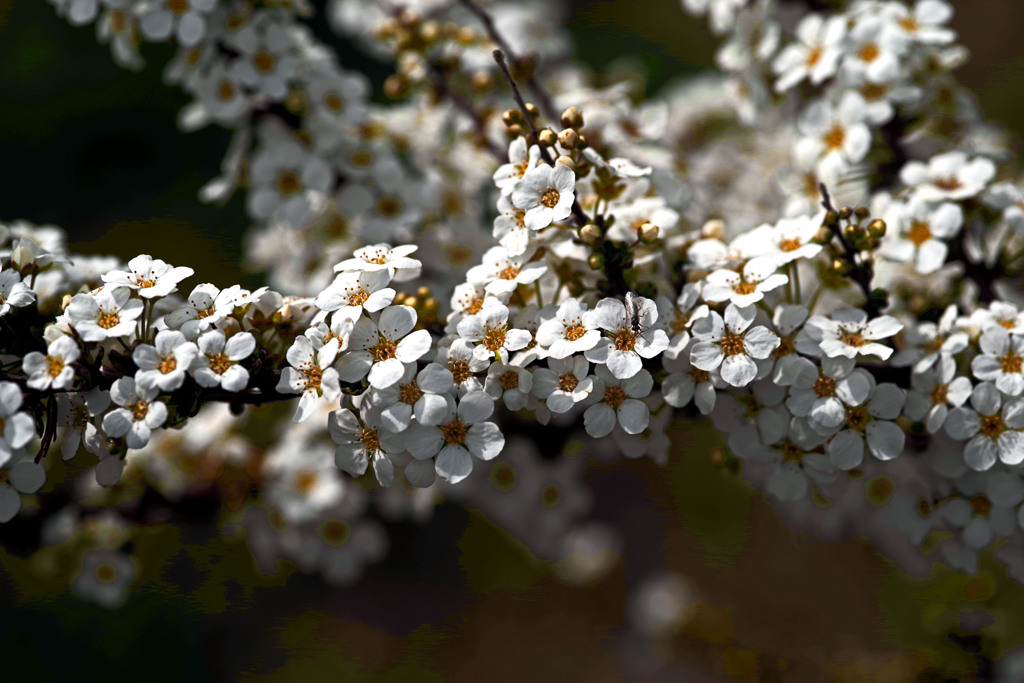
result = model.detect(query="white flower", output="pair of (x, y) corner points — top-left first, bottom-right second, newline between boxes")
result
(0, 266), (36, 316)
(190, 330), (255, 392)
(73, 549), (135, 608)
(772, 14), (846, 92)
(101, 377), (168, 449)
(806, 308), (903, 361)
(880, 199), (962, 274)
(493, 137), (543, 195)
(23, 335), (79, 391)
(263, 443), (345, 522)
(795, 92), (872, 179)
(661, 345), (720, 414)
(585, 296), (669, 379)
(841, 16), (908, 84)
(891, 304), (968, 373)
(702, 256), (789, 307)
(583, 366), (653, 438)
(0, 454), (46, 523)
(660, 284), (709, 359)
(972, 327), (1024, 396)
(314, 270), (396, 317)
(946, 382), (1024, 470)
(484, 361), (534, 411)
(905, 355), (972, 433)
(492, 196), (533, 257)
(101, 254), (193, 299)
(532, 356), (596, 414)
(465, 245), (547, 296)
(334, 243), (421, 277)
(511, 164), (575, 230)
(535, 298), (602, 359)
(276, 336), (342, 423)
(0, 383), (35, 466)
(786, 356), (872, 431)
(900, 151), (996, 202)
(825, 379), (906, 470)
(438, 339), (490, 394)
(247, 137), (332, 226)
(374, 362), (454, 431)
(133, 329), (199, 392)
(884, 1), (956, 45)
(67, 287), (144, 342)
(304, 311), (358, 352)
(328, 408), (402, 487)
(56, 388), (111, 461)
(404, 392), (504, 485)
(733, 212), (826, 265)
(457, 304), (533, 364)
(164, 283), (267, 338)
(690, 304), (779, 388)
(337, 306), (432, 389)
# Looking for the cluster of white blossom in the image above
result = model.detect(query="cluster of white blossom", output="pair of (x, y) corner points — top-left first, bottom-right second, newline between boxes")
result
(10, 0), (1023, 642)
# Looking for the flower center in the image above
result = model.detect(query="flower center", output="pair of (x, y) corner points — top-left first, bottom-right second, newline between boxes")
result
(823, 124), (846, 152)
(253, 50), (276, 74)
(167, 0), (188, 15)
(320, 519), (350, 544)
(46, 355), (65, 378)
(490, 462), (516, 491)
(482, 324), (508, 352)
(778, 238), (802, 252)
(210, 352), (232, 375)
(603, 385), (626, 409)
(441, 418), (468, 446)
(359, 427), (381, 454)
(773, 336), (795, 359)
(498, 370), (519, 391)
(780, 441), (803, 463)
(690, 367), (709, 383)
(541, 483), (561, 508)
(898, 16), (919, 32)
(859, 83), (888, 101)
(348, 288), (369, 306)
(866, 476), (894, 504)
(846, 405), (871, 431)
(670, 311), (690, 336)
(805, 44), (824, 68)
(398, 382), (424, 405)
(540, 187), (560, 209)
(557, 372), (579, 392)
(217, 80), (235, 101)
(858, 42), (880, 63)
(563, 324), (585, 342)
(814, 376), (837, 398)
(933, 176), (962, 192)
(613, 328), (637, 352)
(1000, 352), (1023, 374)
(732, 280), (757, 295)
(377, 196), (402, 217)
(907, 220), (932, 247)
(97, 311), (121, 329)
(720, 331), (746, 356)
(295, 470), (318, 495)
(131, 399), (149, 422)
(158, 356), (177, 375)
(498, 264), (521, 281)
(448, 359), (471, 384)
(980, 413), (1006, 439)
(302, 365), (323, 391)
(71, 405), (89, 429)
(930, 383), (949, 406)
(370, 336), (397, 362)
(95, 563), (117, 582)
(324, 92), (345, 112)
(839, 327), (866, 347)
(277, 170), (301, 197)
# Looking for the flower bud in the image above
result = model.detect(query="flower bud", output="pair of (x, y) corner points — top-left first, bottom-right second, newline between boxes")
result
(506, 124), (525, 139)
(61, 294), (72, 311)
(538, 129), (557, 147)
(839, 207), (853, 220)
(384, 74), (410, 99)
(525, 102), (540, 119)
(701, 219), (726, 241)
(639, 222), (659, 244)
(560, 106), (584, 129)
(843, 223), (860, 241)
(558, 128), (579, 149)
(417, 286), (431, 299)
(814, 226), (832, 244)
(580, 223), (601, 244)
(502, 108), (524, 127)
(470, 71), (493, 92)
(868, 219), (887, 238)
(457, 26), (476, 44)
(587, 253), (604, 270)
(420, 20), (440, 42)
(854, 206), (870, 219)
(824, 210), (839, 227)
(555, 155), (575, 171)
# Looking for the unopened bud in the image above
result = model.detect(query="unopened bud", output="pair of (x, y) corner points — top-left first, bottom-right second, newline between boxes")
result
(554, 155), (575, 171)
(506, 124), (525, 138)
(457, 26), (476, 44)
(424, 297), (440, 315)
(639, 222), (659, 244)
(575, 133), (588, 149)
(843, 224), (860, 241)
(832, 258), (849, 275)
(701, 219), (726, 241)
(560, 106), (583, 129)
(404, 296), (418, 308)
(420, 20), (440, 42)
(61, 294), (72, 311)
(868, 219), (887, 238)
(839, 207), (853, 220)
(580, 223), (601, 244)
(538, 129), (557, 147)
(470, 71), (493, 92)
(854, 206), (870, 219)
(525, 102), (540, 119)
(587, 253), (604, 270)
(824, 210), (839, 227)
(417, 286), (431, 299)
(814, 227), (832, 243)
(384, 73), (410, 99)
(502, 108), (524, 127)
(557, 128), (579, 149)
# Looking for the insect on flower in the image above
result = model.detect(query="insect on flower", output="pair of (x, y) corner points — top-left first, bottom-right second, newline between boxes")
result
(624, 291), (647, 339)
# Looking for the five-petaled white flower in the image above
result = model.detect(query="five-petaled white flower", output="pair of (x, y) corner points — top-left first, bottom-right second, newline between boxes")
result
(535, 298), (602, 359)
(102, 254), (193, 299)
(457, 304), (533, 364)
(880, 198), (962, 274)
(484, 361), (534, 411)
(511, 164), (576, 230)
(133, 329), (199, 392)
(583, 366), (654, 438)
(690, 304), (780, 388)
(314, 270), (396, 318)
(493, 137), (543, 195)
(404, 392), (504, 485)
(900, 151), (996, 202)
(334, 243), (421, 277)
(532, 356), (596, 414)
(585, 295), (669, 379)
(946, 382), (1024, 471)
(67, 287), (144, 342)
(101, 377), (168, 450)
(276, 335), (342, 423)
(23, 335), (79, 391)
(373, 362), (454, 431)
(55, 388), (111, 461)
(337, 305), (432, 389)
(905, 354), (972, 434)
(702, 256), (789, 307)
(328, 408), (402, 487)
(972, 327), (1024, 396)
(465, 245), (548, 297)
(824, 377), (906, 470)
(0, 383), (35, 466)
(0, 453), (46, 523)
(806, 308), (903, 361)
(0, 266), (36, 317)
(772, 13), (846, 92)
(795, 92), (871, 180)
(190, 330), (256, 392)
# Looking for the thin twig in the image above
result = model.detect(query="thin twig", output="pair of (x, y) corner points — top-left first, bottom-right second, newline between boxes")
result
(819, 183), (881, 318)
(456, 0), (559, 123)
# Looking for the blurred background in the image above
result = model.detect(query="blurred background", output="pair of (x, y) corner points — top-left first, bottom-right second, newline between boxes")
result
(4, 0), (1024, 680)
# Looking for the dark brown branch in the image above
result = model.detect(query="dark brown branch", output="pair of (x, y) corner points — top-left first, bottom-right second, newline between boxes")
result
(819, 183), (882, 318)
